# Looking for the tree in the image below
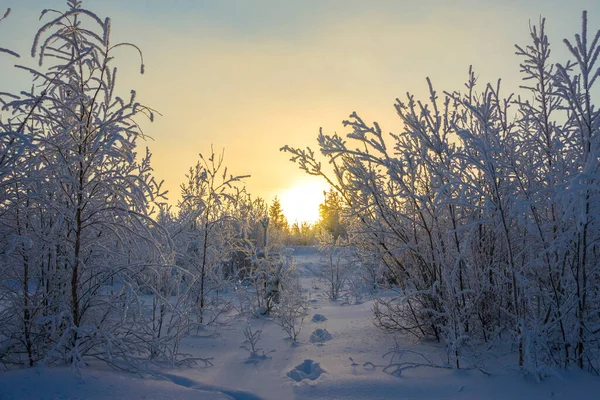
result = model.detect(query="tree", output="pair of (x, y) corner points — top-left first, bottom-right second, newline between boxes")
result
(176, 148), (248, 325)
(282, 12), (600, 375)
(0, 1), (172, 369)
(318, 189), (347, 242)
(288, 221), (317, 246)
(269, 196), (288, 232)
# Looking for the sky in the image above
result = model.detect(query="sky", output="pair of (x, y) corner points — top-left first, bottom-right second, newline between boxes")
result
(1, 0), (599, 222)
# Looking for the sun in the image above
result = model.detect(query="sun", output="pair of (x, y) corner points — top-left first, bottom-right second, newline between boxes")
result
(279, 179), (330, 225)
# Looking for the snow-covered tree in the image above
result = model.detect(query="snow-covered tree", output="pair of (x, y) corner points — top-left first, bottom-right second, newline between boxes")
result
(0, 1), (172, 369)
(283, 12), (600, 375)
(175, 148), (248, 326)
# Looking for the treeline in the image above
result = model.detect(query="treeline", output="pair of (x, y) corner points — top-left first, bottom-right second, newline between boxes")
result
(267, 189), (347, 246)
(284, 13), (600, 376)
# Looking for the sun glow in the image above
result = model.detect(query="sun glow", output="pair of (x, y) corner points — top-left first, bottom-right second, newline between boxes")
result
(279, 180), (330, 225)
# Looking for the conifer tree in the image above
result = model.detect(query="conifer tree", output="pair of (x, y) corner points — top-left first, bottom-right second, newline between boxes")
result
(268, 196), (288, 232)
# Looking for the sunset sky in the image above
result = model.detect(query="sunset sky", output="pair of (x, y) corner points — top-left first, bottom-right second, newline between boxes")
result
(1, 0), (599, 222)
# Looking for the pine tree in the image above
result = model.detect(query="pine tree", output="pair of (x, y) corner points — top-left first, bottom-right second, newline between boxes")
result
(318, 189), (347, 241)
(268, 196), (288, 232)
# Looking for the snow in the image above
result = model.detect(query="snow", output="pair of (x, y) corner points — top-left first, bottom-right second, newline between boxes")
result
(0, 246), (599, 400)
(0, 368), (231, 400)
(309, 328), (333, 344)
(287, 360), (325, 382)
(311, 314), (327, 323)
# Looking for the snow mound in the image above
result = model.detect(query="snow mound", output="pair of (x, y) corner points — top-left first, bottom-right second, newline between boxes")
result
(312, 314), (328, 323)
(310, 328), (333, 343)
(287, 359), (325, 382)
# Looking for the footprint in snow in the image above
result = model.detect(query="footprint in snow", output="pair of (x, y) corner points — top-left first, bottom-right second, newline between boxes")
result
(287, 360), (325, 382)
(310, 328), (333, 344)
(311, 314), (327, 323)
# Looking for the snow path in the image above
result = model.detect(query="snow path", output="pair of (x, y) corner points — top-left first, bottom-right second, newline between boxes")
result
(158, 373), (263, 400)
(163, 246), (395, 399)
(0, 246), (599, 399)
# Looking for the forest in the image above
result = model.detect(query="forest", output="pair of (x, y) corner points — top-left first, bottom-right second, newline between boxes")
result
(0, 1), (599, 399)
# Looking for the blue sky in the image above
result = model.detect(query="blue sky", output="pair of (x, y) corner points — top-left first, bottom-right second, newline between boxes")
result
(1, 0), (599, 216)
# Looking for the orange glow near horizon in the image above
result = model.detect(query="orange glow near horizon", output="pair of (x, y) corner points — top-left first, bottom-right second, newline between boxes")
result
(2, 1), (595, 208)
(279, 180), (330, 225)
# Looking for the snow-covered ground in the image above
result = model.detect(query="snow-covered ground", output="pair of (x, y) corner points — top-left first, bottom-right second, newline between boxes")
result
(0, 246), (598, 399)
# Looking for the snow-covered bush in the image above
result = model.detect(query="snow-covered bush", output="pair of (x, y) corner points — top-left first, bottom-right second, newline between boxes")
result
(240, 320), (263, 358)
(318, 232), (356, 302)
(283, 12), (600, 375)
(272, 270), (309, 343)
(240, 320), (273, 361)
